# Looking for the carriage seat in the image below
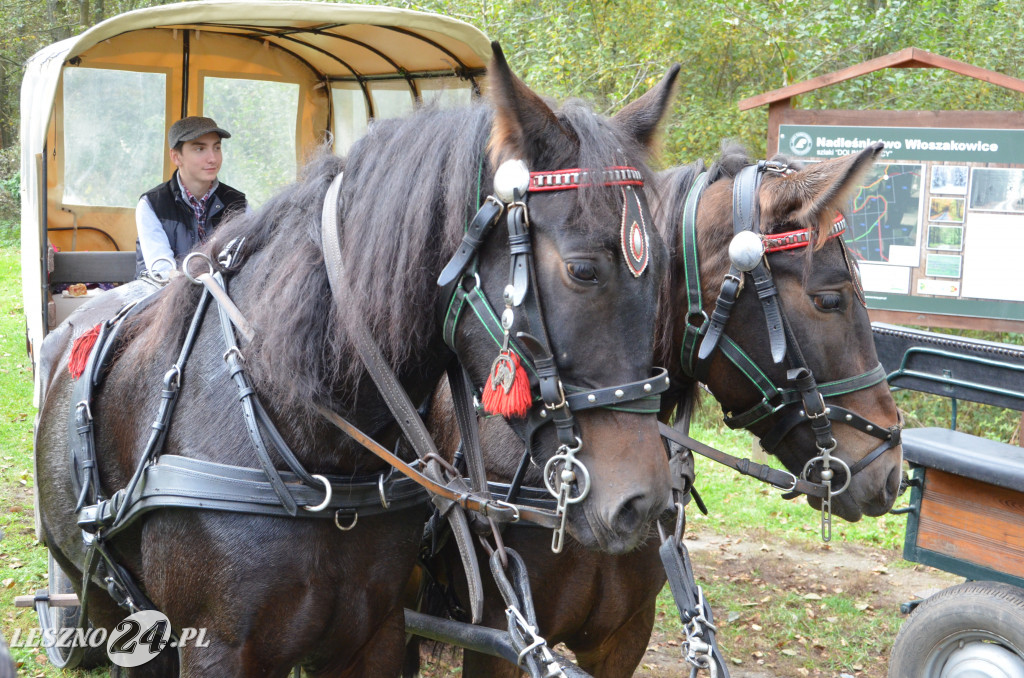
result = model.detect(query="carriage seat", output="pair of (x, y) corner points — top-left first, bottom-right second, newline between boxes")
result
(50, 251), (138, 285)
(901, 427), (1024, 493)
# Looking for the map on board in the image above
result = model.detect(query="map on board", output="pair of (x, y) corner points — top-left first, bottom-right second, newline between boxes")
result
(844, 163), (923, 264)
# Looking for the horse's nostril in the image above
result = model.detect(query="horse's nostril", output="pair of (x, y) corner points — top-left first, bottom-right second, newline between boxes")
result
(886, 465), (902, 503)
(610, 493), (651, 536)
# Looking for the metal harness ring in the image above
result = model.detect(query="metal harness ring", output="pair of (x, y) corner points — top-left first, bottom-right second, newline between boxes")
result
(542, 437), (591, 504)
(149, 256), (176, 283)
(182, 252), (216, 286)
(801, 455), (852, 496)
(303, 474), (333, 512)
(334, 510), (358, 531)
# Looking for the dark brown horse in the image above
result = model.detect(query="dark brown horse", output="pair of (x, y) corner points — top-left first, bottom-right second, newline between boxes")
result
(425, 142), (904, 677)
(33, 47), (680, 677)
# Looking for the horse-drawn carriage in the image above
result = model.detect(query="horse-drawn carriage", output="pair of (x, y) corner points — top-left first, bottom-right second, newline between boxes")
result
(15, 3), (912, 677)
(874, 324), (1024, 677)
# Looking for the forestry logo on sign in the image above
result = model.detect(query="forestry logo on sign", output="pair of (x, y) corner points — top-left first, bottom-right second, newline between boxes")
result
(789, 131), (812, 156)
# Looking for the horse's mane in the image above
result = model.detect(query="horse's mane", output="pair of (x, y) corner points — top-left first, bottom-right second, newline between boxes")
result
(129, 98), (656, 420)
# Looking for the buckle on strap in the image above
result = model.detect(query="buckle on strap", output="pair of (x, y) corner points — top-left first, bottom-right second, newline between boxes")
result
(77, 491), (124, 533)
(543, 379), (567, 411)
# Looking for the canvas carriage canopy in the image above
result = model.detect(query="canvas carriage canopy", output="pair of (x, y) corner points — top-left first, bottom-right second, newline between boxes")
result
(20, 0), (492, 394)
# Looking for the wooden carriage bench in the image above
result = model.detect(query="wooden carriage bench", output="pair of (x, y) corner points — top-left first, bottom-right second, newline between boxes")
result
(872, 323), (1024, 596)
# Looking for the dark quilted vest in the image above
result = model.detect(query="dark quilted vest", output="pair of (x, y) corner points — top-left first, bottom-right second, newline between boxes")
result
(134, 172), (246, 276)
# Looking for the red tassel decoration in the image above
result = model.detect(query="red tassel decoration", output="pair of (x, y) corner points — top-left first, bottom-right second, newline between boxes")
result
(481, 350), (532, 418)
(68, 323), (102, 380)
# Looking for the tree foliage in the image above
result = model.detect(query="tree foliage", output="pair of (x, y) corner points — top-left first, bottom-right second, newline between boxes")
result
(368, 0), (1024, 164)
(3, 0), (1024, 166)
(0, 0), (178, 147)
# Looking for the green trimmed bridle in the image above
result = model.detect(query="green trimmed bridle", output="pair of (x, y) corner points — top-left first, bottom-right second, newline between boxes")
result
(676, 160), (902, 540)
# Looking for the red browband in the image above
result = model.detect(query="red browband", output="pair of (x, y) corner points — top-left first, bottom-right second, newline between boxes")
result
(763, 213), (847, 254)
(528, 166), (643, 192)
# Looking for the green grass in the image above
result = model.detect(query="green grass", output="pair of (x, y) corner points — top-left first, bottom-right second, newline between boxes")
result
(0, 236), (53, 676)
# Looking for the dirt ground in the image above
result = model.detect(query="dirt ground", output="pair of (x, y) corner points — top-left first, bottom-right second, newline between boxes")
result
(418, 525), (961, 677)
(635, 528), (960, 678)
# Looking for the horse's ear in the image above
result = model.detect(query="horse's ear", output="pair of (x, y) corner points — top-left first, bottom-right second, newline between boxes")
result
(787, 142), (884, 224)
(487, 41), (574, 166)
(612, 64), (680, 152)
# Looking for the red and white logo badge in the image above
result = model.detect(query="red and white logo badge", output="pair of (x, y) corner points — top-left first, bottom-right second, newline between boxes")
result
(620, 186), (649, 277)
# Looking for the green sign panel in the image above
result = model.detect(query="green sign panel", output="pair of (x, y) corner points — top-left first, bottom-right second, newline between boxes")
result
(779, 124), (1024, 163)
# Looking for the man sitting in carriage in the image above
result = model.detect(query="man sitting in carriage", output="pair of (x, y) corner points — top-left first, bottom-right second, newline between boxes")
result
(134, 116), (247, 277)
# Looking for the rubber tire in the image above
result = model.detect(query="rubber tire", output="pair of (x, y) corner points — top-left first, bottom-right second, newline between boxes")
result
(0, 630), (15, 678)
(889, 581), (1024, 678)
(47, 552), (110, 669)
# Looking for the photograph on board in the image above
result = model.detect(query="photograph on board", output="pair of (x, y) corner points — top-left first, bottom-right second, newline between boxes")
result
(926, 224), (964, 251)
(928, 196), (965, 222)
(925, 253), (963, 278)
(930, 164), (968, 195)
(969, 167), (1024, 213)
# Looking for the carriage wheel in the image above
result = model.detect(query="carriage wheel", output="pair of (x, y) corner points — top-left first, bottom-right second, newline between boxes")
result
(37, 552), (109, 669)
(0, 630), (15, 678)
(888, 581), (1024, 678)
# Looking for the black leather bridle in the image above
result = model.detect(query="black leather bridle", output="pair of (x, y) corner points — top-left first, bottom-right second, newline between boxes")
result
(676, 160), (902, 539)
(437, 162), (669, 551)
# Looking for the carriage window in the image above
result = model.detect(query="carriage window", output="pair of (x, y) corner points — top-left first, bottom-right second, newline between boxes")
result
(418, 78), (473, 109)
(332, 85), (368, 155)
(203, 77), (299, 207)
(62, 68), (166, 207)
(369, 82), (414, 120)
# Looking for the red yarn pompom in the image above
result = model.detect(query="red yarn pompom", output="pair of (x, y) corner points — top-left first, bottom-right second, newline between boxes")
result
(481, 350), (532, 418)
(68, 323), (102, 380)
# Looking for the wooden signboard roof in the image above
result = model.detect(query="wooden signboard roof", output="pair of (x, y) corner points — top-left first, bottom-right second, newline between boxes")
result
(738, 47), (1024, 111)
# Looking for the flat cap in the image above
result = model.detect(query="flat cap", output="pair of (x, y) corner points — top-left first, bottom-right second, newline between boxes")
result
(168, 116), (231, 149)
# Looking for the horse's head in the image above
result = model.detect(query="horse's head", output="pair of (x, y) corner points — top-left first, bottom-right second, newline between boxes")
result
(442, 46), (679, 553)
(660, 143), (902, 522)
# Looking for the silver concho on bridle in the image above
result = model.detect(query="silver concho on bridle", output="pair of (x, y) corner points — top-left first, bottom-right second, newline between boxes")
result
(728, 230), (764, 272)
(494, 158), (530, 203)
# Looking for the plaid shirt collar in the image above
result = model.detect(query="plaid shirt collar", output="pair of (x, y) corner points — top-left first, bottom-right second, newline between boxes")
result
(176, 173), (219, 240)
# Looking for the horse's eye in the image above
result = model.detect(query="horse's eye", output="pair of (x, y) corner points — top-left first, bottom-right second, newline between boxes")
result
(813, 293), (843, 312)
(566, 261), (598, 283)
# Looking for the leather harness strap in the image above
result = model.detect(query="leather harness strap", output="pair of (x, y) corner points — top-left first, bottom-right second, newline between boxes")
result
(315, 405), (558, 528)
(659, 422), (828, 499)
(78, 455), (428, 536)
(734, 164), (787, 364)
